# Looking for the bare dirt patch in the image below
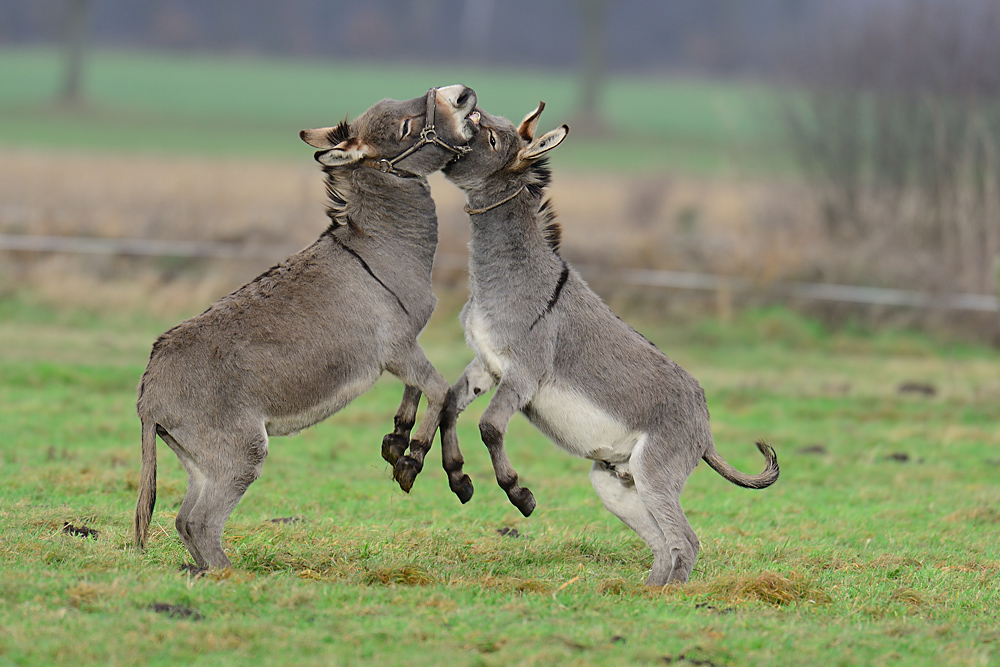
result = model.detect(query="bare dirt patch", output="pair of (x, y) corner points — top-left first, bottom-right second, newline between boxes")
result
(149, 602), (202, 620)
(62, 522), (99, 539)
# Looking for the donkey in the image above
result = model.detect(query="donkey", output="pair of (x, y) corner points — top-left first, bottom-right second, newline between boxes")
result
(432, 102), (780, 585)
(133, 85), (479, 569)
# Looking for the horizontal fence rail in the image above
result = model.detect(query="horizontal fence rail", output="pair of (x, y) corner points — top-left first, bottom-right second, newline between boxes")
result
(2, 234), (997, 313)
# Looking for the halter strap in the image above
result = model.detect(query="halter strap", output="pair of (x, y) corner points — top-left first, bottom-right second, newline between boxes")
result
(370, 88), (471, 177)
(464, 186), (527, 215)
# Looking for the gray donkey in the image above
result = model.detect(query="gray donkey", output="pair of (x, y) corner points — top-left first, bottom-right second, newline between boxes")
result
(134, 85), (480, 569)
(431, 102), (779, 585)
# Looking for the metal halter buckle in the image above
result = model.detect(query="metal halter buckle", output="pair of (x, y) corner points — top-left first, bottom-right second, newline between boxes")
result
(368, 88), (471, 176)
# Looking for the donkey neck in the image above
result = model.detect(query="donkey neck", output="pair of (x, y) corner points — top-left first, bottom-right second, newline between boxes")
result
(320, 167), (440, 319)
(354, 169), (438, 245)
(325, 168), (439, 260)
(465, 183), (564, 304)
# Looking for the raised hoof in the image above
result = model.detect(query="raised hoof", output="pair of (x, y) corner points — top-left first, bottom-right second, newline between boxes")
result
(510, 488), (536, 517)
(393, 455), (422, 493)
(450, 474), (474, 504)
(381, 433), (408, 465)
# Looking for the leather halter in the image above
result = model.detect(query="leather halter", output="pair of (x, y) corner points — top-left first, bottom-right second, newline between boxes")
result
(368, 88), (472, 177)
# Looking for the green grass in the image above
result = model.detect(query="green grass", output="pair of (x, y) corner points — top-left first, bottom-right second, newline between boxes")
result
(0, 47), (788, 174)
(1, 295), (998, 665)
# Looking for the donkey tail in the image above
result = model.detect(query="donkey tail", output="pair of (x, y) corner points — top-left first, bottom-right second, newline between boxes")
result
(703, 440), (779, 489)
(133, 419), (158, 549)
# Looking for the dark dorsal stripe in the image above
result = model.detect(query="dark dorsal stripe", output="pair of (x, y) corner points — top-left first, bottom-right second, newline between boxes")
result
(530, 259), (570, 330)
(329, 235), (409, 316)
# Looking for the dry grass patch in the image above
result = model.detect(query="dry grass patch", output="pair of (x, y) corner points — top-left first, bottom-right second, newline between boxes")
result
(944, 507), (1000, 525)
(362, 563), (435, 587)
(596, 577), (645, 597)
(478, 575), (552, 595)
(683, 571), (832, 607)
(888, 587), (928, 608)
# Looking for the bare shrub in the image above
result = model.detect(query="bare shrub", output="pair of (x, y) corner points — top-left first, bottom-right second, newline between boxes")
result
(781, 0), (1000, 293)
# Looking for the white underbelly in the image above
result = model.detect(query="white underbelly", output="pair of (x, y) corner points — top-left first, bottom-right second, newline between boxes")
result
(265, 372), (379, 436)
(525, 384), (645, 464)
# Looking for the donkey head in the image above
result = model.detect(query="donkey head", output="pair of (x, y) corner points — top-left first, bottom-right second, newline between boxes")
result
(300, 84), (479, 178)
(442, 101), (569, 195)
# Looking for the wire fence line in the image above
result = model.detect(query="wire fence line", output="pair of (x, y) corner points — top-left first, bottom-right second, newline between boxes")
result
(2, 233), (997, 313)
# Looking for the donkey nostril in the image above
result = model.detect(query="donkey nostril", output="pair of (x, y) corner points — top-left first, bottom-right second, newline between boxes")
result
(456, 87), (472, 107)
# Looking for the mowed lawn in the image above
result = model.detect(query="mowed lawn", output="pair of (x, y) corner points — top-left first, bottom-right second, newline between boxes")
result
(0, 48), (785, 175)
(0, 296), (998, 666)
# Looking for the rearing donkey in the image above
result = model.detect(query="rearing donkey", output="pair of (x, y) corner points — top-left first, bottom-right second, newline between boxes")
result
(134, 85), (479, 569)
(434, 102), (779, 585)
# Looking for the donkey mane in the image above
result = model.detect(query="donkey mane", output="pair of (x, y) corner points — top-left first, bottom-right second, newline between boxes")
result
(320, 167), (361, 235)
(524, 157), (552, 198)
(325, 119), (352, 146)
(314, 119), (361, 234)
(538, 198), (562, 255)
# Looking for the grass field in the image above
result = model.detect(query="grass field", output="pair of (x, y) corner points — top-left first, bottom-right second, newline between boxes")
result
(1, 295), (999, 666)
(0, 47), (786, 175)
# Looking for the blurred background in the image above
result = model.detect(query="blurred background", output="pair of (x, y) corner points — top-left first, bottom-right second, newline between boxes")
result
(1, 0), (998, 340)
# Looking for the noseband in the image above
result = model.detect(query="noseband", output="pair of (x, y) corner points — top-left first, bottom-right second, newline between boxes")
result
(368, 88), (472, 177)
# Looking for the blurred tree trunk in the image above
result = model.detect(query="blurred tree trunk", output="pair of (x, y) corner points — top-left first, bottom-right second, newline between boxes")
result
(460, 0), (495, 60)
(576, 0), (608, 134)
(60, 0), (93, 107)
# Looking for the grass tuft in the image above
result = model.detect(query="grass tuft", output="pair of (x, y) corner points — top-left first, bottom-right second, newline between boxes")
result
(363, 563), (435, 587)
(888, 587), (927, 608)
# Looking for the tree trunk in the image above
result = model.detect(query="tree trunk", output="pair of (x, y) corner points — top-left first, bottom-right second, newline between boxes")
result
(576, 0), (608, 134)
(60, 0), (92, 107)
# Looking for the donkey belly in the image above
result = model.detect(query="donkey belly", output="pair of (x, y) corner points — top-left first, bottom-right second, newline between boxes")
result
(523, 384), (644, 464)
(265, 371), (380, 437)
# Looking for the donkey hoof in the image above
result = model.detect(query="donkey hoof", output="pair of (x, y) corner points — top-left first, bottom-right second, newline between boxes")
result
(381, 433), (408, 465)
(450, 474), (474, 504)
(511, 488), (535, 517)
(393, 456), (421, 493)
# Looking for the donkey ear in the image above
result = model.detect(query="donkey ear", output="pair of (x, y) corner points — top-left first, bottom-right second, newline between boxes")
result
(518, 124), (569, 161)
(300, 127), (344, 149)
(517, 101), (546, 141)
(300, 128), (372, 166)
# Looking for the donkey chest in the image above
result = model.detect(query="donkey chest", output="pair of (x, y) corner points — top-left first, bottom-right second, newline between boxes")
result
(464, 306), (510, 377)
(524, 384), (645, 464)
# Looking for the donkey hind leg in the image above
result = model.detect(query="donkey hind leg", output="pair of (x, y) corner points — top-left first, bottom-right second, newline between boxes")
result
(158, 427), (208, 567)
(480, 374), (538, 517)
(438, 357), (496, 503)
(629, 436), (702, 585)
(173, 427), (268, 569)
(386, 345), (452, 493)
(589, 461), (674, 586)
(381, 385), (421, 466)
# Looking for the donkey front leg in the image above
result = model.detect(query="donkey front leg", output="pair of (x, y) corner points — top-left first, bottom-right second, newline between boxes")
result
(480, 375), (538, 517)
(381, 385), (421, 466)
(386, 345), (451, 493)
(438, 357), (497, 503)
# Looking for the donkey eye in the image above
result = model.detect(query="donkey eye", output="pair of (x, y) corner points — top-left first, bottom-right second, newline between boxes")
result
(400, 118), (412, 139)
(488, 131), (497, 149)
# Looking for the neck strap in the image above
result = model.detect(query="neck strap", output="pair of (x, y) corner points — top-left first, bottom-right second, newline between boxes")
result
(464, 186), (527, 215)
